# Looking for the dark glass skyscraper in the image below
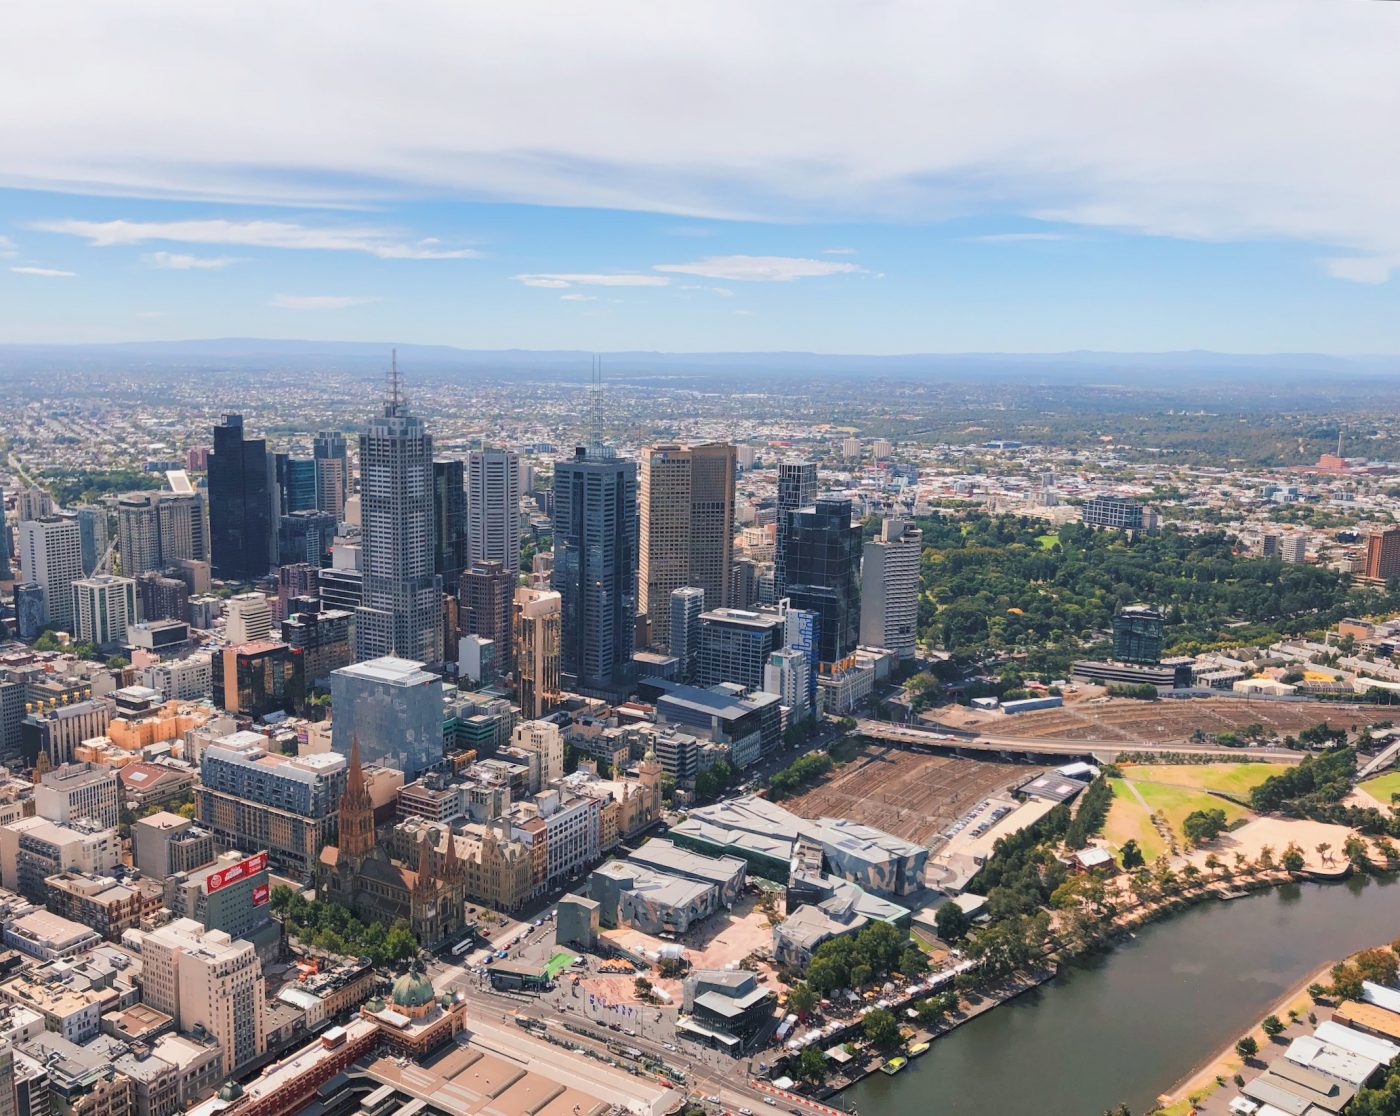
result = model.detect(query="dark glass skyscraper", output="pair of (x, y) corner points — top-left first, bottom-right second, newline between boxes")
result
(773, 460), (816, 599)
(209, 414), (270, 582)
(0, 486), (10, 580)
(551, 444), (638, 696)
(785, 498), (861, 666)
(355, 363), (442, 663)
(433, 459), (468, 591)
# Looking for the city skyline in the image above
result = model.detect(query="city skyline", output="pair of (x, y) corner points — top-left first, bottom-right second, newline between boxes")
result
(4, 2), (1400, 353)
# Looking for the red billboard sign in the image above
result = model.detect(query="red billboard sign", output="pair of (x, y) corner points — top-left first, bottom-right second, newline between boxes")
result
(206, 851), (268, 894)
(252, 883), (270, 907)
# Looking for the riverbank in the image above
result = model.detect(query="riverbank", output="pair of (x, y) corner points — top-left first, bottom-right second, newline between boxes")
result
(1153, 960), (1334, 1115)
(841, 874), (1400, 1115)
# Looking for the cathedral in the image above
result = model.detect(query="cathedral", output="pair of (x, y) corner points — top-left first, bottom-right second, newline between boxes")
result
(317, 740), (468, 947)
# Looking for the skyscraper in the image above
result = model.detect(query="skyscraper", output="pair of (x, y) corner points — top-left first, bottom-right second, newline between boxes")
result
(313, 430), (350, 522)
(116, 494), (162, 576)
(71, 575), (137, 649)
(670, 587), (704, 682)
(18, 517), (83, 631)
(467, 447), (521, 570)
(330, 656), (443, 779)
(460, 560), (515, 673)
(514, 586), (562, 720)
(354, 359), (443, 664)
(71, 506), (109, 576)
(141, 918), (267, 1077)
(208, 414), (271, 582)
(0, 486), (11, 580)
(552, 444), (638, 696)
(785, 499), (861, 667)
(638, 443), (736, 650)
(859, 518), (922, 660)
(773, 461), (816, 599)
(433, 459), (468, 591)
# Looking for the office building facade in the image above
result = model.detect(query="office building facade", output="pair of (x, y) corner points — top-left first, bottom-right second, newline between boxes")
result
(460, 560), (515, 674)
(355, 368), (443, 663)
(433, 459), (468, 591)
(552, 445), (638, 696)
(69, 576), (136, 649)
(670, 587), (705, 683)
(859, 518), (922, 660)
(514, 587), (562, 720)
(773, 461), (816, 599)
(467, 448), (521, 570)
(329, 656), (443, 779)
(208, 414), (271, 582)
(18, 517), (84, 632)
(785, 499), (861, 666)
(696, 608), (783, 691)
(638, 443), (736, 650)
(313, 430), (350, 522)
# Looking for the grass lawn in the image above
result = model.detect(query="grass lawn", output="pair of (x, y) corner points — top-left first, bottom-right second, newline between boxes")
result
(545, 951), (578, 979)
(1105, 779), (1165, 863)
(1132, 779), (1252, 838)
(1034, 533), (1059, 550)
(1360, 769), (1400, 805)
(1121, 762), (1276, 798)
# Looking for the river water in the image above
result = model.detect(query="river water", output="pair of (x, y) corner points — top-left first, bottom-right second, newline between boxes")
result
(846, 875), (1400, 1116)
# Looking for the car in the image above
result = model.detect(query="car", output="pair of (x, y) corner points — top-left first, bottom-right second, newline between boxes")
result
(739, 1109), (753, 1115)
(762, 1098), (777, 1107)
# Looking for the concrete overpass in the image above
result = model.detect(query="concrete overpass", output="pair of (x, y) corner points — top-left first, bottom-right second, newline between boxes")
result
(854, 718), (1303, 764)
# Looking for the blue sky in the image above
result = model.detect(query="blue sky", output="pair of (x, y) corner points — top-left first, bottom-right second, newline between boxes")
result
(3, 1), (1400, 353)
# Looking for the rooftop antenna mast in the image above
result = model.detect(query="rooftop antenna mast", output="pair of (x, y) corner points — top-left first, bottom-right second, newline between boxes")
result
(387, 348), (403, 413)
(587, 355), (604, 449)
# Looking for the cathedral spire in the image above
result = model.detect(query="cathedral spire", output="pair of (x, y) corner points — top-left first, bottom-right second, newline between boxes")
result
(337, 737), (376, 861)
(413, 834), (438, 896)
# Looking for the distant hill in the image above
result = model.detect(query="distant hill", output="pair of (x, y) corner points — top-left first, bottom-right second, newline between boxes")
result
(1, 338), (1398, 384)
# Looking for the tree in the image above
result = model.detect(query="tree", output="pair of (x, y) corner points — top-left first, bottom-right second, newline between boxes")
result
(862, 1008), (900, 1049)
(1182, 808), (1228, 845)
(1281, 844), (1305, 873)
(1331, 963), (1365, 1002)
(787, 983), (818, 1019)
(900, 947), (929, 979)
(798, 1046), (827, 1081)
(1235, 1036), (1259, 1060)
(935, 900), (972, 943)
(1262, 1015), (1286, 1039)
(1355, 948), (1399, 988)
(1119, 839), (1145, 870)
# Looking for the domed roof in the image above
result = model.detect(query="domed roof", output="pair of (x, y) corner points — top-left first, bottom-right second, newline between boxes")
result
(390, 967), (435, 1009)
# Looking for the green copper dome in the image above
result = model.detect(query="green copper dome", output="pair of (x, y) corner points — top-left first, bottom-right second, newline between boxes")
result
(390, 968), (435, 1009)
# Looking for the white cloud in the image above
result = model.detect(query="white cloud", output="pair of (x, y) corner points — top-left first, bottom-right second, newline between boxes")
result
(514, 273), (669, 288)
(969, 232), (1074, 243)
(11, 265), (75, 277)
(145, 251), (244, 269)
(823, 247), (858, 255)
(654, 255), (864, 282)
(560, 292), (596, 301)
(0, 235), (15, 257)
(4, 3), (1400, 273)
(32, 219), (477, 259)
(1321, 255), (1400, 285)
(270, 294), (378, 310)
(680, 284), (735, 296)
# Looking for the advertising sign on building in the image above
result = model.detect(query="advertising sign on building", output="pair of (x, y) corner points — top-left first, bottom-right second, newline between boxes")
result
(206, 851), (268, 893)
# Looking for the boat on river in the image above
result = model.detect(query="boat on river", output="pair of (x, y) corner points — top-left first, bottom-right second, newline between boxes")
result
(880, 1057), (908, 1076)
(908, 1042), (930, 1057)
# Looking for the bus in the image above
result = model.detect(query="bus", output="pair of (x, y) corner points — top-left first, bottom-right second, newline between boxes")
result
(451, 935), (475, 957)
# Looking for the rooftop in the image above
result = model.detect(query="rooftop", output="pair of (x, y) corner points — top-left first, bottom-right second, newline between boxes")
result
(333, 656), (437, 687)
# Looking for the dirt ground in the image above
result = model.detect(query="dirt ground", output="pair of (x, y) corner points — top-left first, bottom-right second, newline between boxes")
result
(1183, 815), (1357, 873)
(942, 695), (1395, 747)
(780, 743), (1032, 845)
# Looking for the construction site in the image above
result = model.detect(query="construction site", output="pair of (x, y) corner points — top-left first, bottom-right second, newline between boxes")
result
(780, 743), (1033, 846)
(942, 694), (1393, 746)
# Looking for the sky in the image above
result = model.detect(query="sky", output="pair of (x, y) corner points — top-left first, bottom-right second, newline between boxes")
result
(3, 0), (1400, 354)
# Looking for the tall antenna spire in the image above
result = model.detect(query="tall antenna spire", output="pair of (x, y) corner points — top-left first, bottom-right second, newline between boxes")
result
(587, 354), (604, 451)
(386, 348), (404, 415)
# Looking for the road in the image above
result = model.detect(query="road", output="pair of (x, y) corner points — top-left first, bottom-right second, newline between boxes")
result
(855, 718), (1302, 764)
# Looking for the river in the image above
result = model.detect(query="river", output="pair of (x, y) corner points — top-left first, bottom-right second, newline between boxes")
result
(846, 874), (1400, 1116)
